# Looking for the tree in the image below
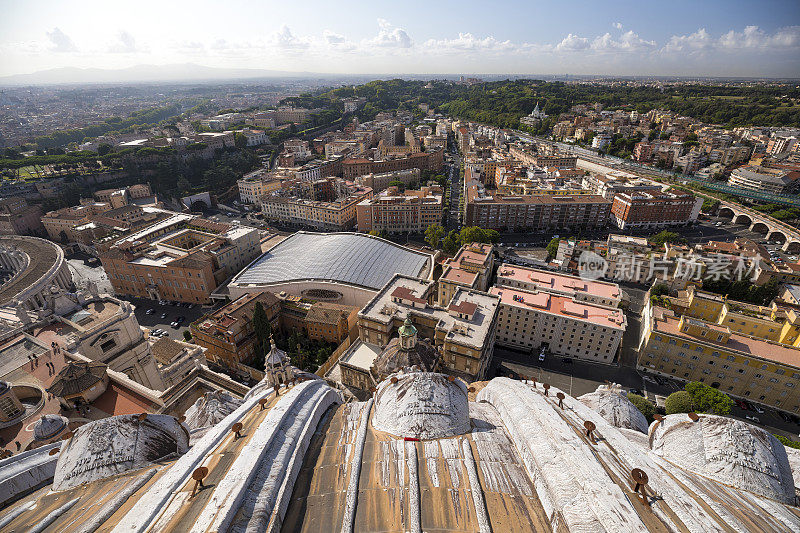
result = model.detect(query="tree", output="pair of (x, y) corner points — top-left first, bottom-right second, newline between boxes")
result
(234, 132), (248, 149)
(97, 143), (113, 156)
(424, 223), (446, 249)
(252, 301), (272, 355)
(627, 393), (656, 423)
(183, 330), (192, 341)
(649, 230), (686, 248)
(388, 180), (406, 191)
(665, 391), (694, 414)
(685, 381), (733, 415)
(546, 237), (560, 259)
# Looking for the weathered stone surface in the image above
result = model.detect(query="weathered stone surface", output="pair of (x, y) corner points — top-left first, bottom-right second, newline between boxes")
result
(650, 413), (795, 504)
(52, 414), (188, 491)
(578, 384), (649, 433)
(372, 371), (470, 440)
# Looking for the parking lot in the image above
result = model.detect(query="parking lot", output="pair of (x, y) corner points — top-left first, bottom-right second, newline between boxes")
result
(127, 296), (211, 342)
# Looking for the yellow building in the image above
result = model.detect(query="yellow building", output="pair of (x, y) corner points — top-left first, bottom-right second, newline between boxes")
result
(639, 305), (800, 413)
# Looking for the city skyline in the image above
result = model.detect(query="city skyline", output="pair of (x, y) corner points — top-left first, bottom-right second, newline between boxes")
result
(1, 0), (799, 81)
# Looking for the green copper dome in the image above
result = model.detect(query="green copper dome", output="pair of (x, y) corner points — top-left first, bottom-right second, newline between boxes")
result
(398, 317), (417, 338)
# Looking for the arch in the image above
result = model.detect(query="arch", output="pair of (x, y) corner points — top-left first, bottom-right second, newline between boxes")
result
(768, 231), (787, 244)
(751, 222), (770, 235)
(734, 214), (753, 226)
(785, 241), (800, 254)
(718, 207), (735, 220)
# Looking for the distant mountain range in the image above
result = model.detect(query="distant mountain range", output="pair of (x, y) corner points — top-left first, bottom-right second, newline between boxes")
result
(0, 63), (350, 86)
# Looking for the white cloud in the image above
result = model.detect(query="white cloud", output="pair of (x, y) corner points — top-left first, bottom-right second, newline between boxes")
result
(367, 19), (412, 48)
(555, 33), (589, 51)
(719, 25), (800, 49)
(424, 33), (515, 53)
(592, 30), (656, 52)
(613, 22), (623, 30)
(109, 31), (137, 53)
(46, 27), (77, 53)
(663, 28), (714, 53)
(272, 25), (310, 50)
(323, 30), (346, 45)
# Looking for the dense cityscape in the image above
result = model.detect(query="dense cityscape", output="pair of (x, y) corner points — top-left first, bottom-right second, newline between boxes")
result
(1, 1), (800, 531)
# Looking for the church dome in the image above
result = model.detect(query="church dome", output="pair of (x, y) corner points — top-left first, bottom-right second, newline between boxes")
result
(183, 391), (243, 431)
(371, 337), (439, 378)
(33, 413), (69, 441)
(372, 372), (470, 440)
(650, 413), (795, 504)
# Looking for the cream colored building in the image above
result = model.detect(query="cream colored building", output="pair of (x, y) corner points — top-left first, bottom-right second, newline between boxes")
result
(355, 186), (442, 234)
(261, 187), (373, 231)
(237, 169), (291, 204)
(438, 243), (494, 306)
(495, 263), (622, 307)
(357, 274), (499, 381)
(490, 285), (626, 363)
(639, 304), (800, 413)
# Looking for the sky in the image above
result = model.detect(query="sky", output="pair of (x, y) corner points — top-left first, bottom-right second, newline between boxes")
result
(1, 0), (799, 78)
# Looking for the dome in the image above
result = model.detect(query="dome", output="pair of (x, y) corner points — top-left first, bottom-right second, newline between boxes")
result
(33, 413), (69, 441)
(0, 380), (9, 394)
(371, 337), (439, 378)
(578, 385), (648, 433)
(372, 372), (470, 440)
(650, 413), (795, 504)
(398, 317), (417, 338)
(53, 413), (189, 491)
(265, 337), (288, 366)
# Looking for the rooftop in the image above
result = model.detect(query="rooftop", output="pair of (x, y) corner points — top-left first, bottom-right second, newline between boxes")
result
(652, 307), (800, 368)
(490, 286), (626, 330)
(231, 232), (432, 292)
(496, 263), (621, 301)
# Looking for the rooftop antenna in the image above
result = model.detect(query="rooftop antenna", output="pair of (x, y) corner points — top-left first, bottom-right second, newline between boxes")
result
(191, 467), (209, 498)
(556, 392), (565, 409)
(584, 420), (597, 444)
(630, 468), (650, 507)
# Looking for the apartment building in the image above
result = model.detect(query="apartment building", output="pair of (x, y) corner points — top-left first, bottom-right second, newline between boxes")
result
(341, 149), (444, 179)
(728, 166), (799, 195)
(495, 263), (622, 307)
(357, 274), (500, 381)
(610, 189), (702, 230)
(438, 243), (495, 305)
(237, 169), (292, 204)
(489, 285), (625, 363)
(581, 172), (662, 200)
(464, 186), (611, 231)
(0, 198), (44, 236)
(261, 186), (373, 231)
(100, 222), (261, 304)
(190, 292), (281, 367)
(639, 305), (800, 413)
(356, 168), (421, 192)
(355, 186), (442, 234)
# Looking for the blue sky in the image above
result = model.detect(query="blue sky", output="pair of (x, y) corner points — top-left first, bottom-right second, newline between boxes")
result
(1, 0), (798, 77)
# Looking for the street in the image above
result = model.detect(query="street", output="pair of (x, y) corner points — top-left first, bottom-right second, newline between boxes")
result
(126, 296), (211, 342)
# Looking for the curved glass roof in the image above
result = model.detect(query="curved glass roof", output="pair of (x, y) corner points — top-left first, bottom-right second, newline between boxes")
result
(233, 232), (432, 291)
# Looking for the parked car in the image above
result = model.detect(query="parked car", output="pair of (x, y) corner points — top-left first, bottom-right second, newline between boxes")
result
(176, 316), (185, 324)
(160, 313), (168, 320)
(170, 321), (179, 328)
(629, 389), (644, 397)
(538, 348), (546, 362)
(146, 309), (154, 315)
(753, 404), (765, 414)
(736, 399), (749, 410)
(779, 412), (792, 423)
(745, 415), (760, 423)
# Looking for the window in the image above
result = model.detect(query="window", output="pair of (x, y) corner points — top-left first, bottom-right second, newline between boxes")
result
(100, 338), (117, 352)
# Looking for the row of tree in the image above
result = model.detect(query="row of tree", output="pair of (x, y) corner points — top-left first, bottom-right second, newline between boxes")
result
(424, 224), (500, 254)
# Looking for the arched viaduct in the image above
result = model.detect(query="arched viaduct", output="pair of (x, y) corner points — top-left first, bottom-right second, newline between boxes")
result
(717, 201), (800, 253)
